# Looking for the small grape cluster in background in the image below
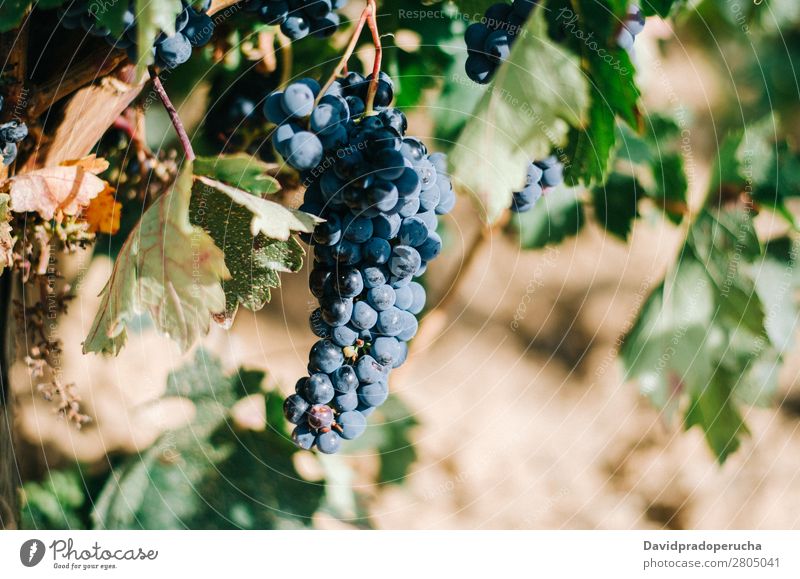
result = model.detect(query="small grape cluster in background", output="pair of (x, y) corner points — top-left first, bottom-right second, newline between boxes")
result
(57, 1), (214, 70)
(271, 73), (455, 453)
(616, 5), (647, 50)
(464, 1), (645, 84)
(463, 0), (537, 85)
(0, 96), (28, 167)
(510, 156), (563, 213)
(244, 0), (349, 40)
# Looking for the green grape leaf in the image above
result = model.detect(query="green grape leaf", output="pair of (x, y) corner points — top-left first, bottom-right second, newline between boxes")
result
(189, 176), (314, 321)
(508, 185), (585, 249)
(642, 0), (685, 18)
(0, 0), (31, 32)
(450, 0), (495, 16)
(684, 368), (749, 464)
(450, 9), (589, 223)
(347, 397), (419, 486)
(134, 0), (182, 74)
(93, 0), (130, 38)
(93, 351), (323, 529)
(591, 172), (641, 240)
(83, 165), (230, 356)
(194, 154), (281, 196)
(563, 90), (617, 186)
(20, 469), (87, 530)
(619, 202), (794, 463)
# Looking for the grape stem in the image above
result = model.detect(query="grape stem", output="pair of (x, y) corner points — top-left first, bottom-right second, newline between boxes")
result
(315, 2), (373, 106)
(364, 0), (382, 115)
(148, 68), (195, 162)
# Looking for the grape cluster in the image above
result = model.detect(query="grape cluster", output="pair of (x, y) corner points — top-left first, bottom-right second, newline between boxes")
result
(510, 156), (563, 213)
(463, 0), (536, 84)
(464, 1), (645, 84)
(615, 5), (646, 51)
(272, 75), (455, 453)
(57, 1), (214, 70)
(0, 96), (28, 167)
(243, 0), (348, 40)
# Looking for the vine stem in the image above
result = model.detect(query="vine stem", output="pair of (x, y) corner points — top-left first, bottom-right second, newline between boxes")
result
(315, 2), (372, 105)
(275, 30), (293, 89)
(364, 0), (382, 115)
(148, 68), (195, 162)
(433, 224), (489, 314)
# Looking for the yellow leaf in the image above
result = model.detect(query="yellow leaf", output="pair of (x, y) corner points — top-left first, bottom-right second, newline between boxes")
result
(9, 166), (108, 220)
(60, 154), (110, 175)
(84, 185), (122, 235)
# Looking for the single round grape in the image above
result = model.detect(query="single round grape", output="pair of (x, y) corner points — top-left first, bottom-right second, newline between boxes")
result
(484, 30), (511, 61)
(399, 217), (429, 247)
(333, 267), (364, 298)
(281, 14), (310, 40)
(282, 83), (315, 118)
(331, 365), (359, 393)
(308, 404), (334, 430)
(351, 301), (378, 330)
(397, 196), (421, 218)
(418, 232), (443, 261)
(286, 131), (323, 170)
(372, 213), (402, 239)
(465, 22), (491, 52)
(331, 239), (362, 264)
(319, 295), (353, 326)
(343, 216), (373, 243)
(363, 237), (391, 265)
(465, 53), (494, 84)
(390, 245), (422, 277)
(362, 266), (388, 289)
(309, 339), (345, 373)
(408, 282), (426, 315)
(358, 381), (389, 408)
(292, 424), (316, 450)
(371, 336), (401, 366)
(183, 8), (214, 46)
(397, 310), (418, 341)
(331, 324), (358, 347)
(283, 394), (309, 424)
(303, 373), (335, 404)
(316, 430), (342, 454)
(332, 390), (358, 412)
(367, 284), (396, 311)
(393, 285), (413, 311)
(156, 33), (192, 69)
(355, 355), (387, 384)
(309, 308), (331, 338)
(376, 307), (404, 337)
(338, 411), (367, 440)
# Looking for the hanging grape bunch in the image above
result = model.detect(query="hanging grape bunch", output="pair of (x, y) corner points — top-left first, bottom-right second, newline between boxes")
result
(510, 157), (564, 213)
(0, 96), (28, 167)
(58, 0), (215, 69)
(465, 1), (645, 84)
(244, 0), (350, 40)
(269, 4), (454, 452)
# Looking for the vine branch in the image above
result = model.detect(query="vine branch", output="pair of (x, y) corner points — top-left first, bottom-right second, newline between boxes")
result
(148, 68), (195, 162)
(316, 2), (372, 104)
(364, 0), (382, 115)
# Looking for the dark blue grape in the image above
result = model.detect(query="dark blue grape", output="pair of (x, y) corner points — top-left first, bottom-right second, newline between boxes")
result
(337, 411), (367, 439)
(283, 394), (309, 424)
(292, 424), (316, 449)
(308, 404), (334, 430)
(309, 340), (344, 373)
(331, 365), (359, 393)
(351, 301), (378, 330)
(316, 430), (342, 453)
(303, 373), (335, 404)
